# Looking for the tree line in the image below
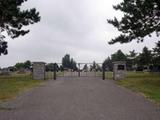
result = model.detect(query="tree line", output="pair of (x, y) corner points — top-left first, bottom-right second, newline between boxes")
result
(3, 42), (160, 72)
(1, 60), (32, 72)
(2, 54), (78, 72)
(45, 54), (78, 72)
(103, 42), (160, 72)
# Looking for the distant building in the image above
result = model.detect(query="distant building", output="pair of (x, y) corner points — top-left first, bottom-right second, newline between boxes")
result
(0, 68), (11, 75)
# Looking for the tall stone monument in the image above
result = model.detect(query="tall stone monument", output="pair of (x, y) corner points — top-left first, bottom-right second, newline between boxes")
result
(113, 61), (126, 80)
(33, 62), (45, 80)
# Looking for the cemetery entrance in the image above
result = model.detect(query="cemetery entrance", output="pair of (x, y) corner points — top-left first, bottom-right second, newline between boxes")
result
(47, 63), (105, 80)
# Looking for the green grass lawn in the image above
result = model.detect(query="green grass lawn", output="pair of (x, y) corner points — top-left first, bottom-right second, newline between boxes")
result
(0, 73), (42, 101)
(117, 72), (160, 104)
(45, 71), (64, 79)
(45, 71), (54, 79)
(94, 71), (113, 78)
(105, 72), (113, 79)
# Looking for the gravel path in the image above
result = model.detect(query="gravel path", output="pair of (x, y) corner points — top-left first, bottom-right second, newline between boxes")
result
(0, 77), (160, 120)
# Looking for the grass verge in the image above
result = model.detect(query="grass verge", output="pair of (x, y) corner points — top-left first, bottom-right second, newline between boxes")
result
(105, 72), (113, 79)
(117, 72), (160, 104)
(0, 73), (42, 101)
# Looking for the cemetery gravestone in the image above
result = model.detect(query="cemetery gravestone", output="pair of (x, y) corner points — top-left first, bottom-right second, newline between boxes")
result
(113, 61), (126, 80)
(33, 62), (45, 80)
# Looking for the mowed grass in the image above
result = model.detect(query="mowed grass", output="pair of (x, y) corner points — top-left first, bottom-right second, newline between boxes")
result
(105, 72), (113, 79)
(0, 73), (42, 101)
(45, 71), (65, 79)
(117, 72), (160, 104)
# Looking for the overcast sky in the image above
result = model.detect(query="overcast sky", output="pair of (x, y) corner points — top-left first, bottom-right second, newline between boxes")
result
(0, 0), (159, 67)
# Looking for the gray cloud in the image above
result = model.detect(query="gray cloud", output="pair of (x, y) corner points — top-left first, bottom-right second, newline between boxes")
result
(0, 0), (159, 67)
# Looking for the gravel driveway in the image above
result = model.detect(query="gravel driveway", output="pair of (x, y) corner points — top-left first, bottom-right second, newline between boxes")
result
(0, 77), (160, 120)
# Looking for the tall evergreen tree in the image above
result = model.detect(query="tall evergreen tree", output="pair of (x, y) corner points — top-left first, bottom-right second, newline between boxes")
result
(0, 0), (40, 55)
(126, 50), (138, 70)
(62, 54), (71, 69)
(103, 57), (113, 71)
(138, 47), (152, 67)
(92, 61), (96, 70)
(24, 60), (31, 69)
(128, 50), (137, 58)
(108, 0), (160, 44)
(83, 64), (88, 71)
(153, 41), (160, 65)
(111, 50), (127, 61)
(62, 54), (77, 70)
